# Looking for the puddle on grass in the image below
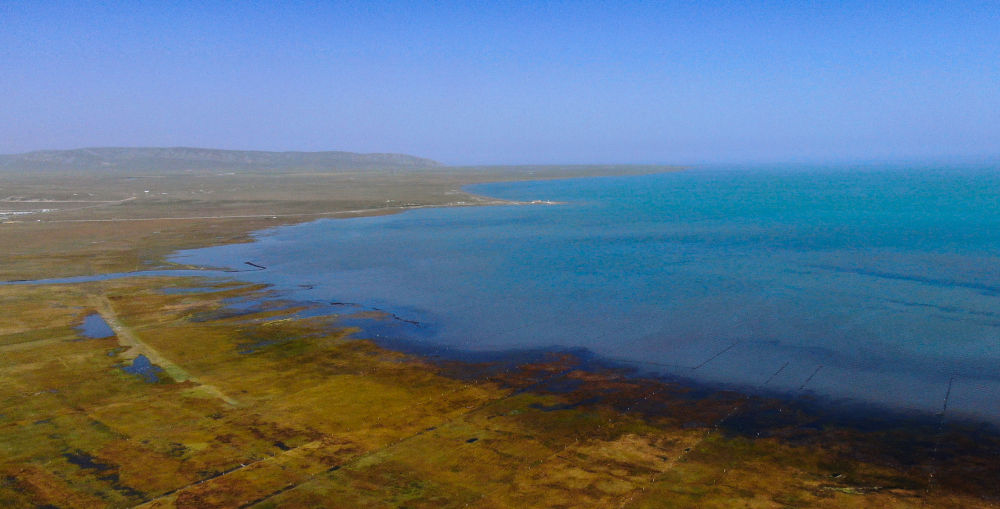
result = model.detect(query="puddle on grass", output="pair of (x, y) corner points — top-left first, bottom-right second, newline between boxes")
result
(79, 313), (115, 339)
(63, 450), (114, 471)
(120, 354), (164, 383)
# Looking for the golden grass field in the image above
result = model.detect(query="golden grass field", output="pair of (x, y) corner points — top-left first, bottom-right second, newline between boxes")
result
(2, 166), (999, 508)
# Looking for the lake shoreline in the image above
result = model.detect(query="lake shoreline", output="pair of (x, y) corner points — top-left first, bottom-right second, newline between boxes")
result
(5, 165), (999, 506)
(9, 264), (999, 433)
(212, 276), (1000, 503)
(7, 168), (998, 432)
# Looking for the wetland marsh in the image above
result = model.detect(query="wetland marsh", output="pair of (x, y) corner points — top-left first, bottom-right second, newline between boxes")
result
(3, 162), (1000, 508)
(6, 0), (1000, 505)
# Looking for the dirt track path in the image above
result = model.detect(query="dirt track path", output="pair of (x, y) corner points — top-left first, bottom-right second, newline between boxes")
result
(90, 293), (239, 406)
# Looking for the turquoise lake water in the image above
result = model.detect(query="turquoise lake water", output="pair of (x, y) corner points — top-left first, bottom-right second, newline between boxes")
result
(172, 166), (1000, 422)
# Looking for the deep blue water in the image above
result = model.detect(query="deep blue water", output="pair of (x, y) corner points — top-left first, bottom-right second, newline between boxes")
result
(172, 166), (1000, 422)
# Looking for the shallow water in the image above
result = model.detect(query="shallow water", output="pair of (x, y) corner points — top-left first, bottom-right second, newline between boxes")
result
(121, 354), (163, 383)
(79, 313), (114, 339)
(171, 165), (1000, 422)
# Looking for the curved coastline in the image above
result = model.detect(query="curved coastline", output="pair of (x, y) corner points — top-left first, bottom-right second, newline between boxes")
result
(164, 169), (1000, 427)
(5, 168), (1000, 505)
(9, 169), (999, 429)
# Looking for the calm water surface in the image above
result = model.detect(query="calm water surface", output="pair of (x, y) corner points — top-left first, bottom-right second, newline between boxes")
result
(172, 166), (1000, 422)
(79, 313), (114, 339)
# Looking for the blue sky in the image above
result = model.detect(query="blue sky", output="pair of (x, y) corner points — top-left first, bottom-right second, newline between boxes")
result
(2, 1), (998, 164)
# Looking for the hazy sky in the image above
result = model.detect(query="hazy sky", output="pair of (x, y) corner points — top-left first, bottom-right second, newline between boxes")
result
(2, 1), (998, 164)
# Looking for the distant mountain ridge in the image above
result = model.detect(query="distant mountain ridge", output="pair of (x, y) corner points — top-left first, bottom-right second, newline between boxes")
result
(0, 147), (443, 172)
